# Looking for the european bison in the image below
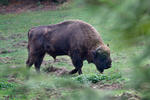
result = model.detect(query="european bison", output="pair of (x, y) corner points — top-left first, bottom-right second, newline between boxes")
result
(26, 20), (112, 74)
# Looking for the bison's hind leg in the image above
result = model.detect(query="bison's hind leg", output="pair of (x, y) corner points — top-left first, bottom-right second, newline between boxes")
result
(34, 53), (45, 73)
(26, 51), (45, 73)
(26, 44), (34, 69)
(26, 57), (34, 69)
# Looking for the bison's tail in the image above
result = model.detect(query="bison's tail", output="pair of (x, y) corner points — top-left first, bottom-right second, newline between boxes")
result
(27, 29), (31, 50)
(28, 28), (32, 39)
(27, 27), (35, 50)
(26, 28), (33, 67)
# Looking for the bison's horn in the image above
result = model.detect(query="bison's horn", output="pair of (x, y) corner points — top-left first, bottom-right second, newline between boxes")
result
(96, 46), (102, 51)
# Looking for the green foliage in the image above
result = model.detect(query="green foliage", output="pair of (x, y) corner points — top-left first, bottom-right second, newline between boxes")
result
(113, 0), (150, 45)
(82, 0), (150, 99)
(0, 80), (16, 89)
(73, 73), (123, 84)
(132, 64), (150, 99)
(84, 0), (150, 46)
(0, 0), (9, 5)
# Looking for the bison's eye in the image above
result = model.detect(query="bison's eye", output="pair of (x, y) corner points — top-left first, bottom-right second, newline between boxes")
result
(99, 51), (108, 57)
(100, 54), (107, 60)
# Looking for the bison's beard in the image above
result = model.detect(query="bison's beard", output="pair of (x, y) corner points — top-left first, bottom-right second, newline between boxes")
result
(95, 61), (112, 74)
(99, 68), (104, 73)
(96, 66), (104, 73)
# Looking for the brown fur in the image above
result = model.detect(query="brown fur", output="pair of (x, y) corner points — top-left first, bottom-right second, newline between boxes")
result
(26, 20), (112, 74)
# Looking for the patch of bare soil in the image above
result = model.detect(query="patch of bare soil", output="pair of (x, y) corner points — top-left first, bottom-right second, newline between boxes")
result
(0, 57), (13, 64)
(42, 57), (72, 66)
(42, 58), (72, 75)
(13, 40), (27, 48)
(7, 77), (22, 84)
(91, 82), (123, 90)
(110, 92), (141, 100)
(0, 48), (16, 54)
(0, 35), (7, 40)
(113, 55), (126, 63)
(9, 33), (24, 40)
(91, 82), (141, 100)
(43, 65), (69, 76)
(42, 58), (72, 76)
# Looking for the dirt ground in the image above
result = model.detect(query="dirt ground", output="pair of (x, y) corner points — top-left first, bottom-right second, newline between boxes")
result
(0, 1), (68, 14)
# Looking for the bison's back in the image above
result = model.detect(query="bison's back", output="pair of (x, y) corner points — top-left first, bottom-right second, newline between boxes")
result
(28, 20), (104, 56)
(54, 20), (104, 50)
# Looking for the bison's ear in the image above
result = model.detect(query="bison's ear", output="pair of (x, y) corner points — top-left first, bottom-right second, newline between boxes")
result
(107, 44), (109, 47)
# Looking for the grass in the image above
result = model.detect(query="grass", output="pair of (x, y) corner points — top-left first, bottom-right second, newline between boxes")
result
(0, 1), (146, 100)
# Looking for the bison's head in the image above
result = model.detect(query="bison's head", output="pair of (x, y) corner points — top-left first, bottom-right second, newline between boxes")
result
(92, 45), (112, 73)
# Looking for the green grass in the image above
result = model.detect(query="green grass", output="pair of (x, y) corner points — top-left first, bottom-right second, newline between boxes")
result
(0, 1), (145, 100)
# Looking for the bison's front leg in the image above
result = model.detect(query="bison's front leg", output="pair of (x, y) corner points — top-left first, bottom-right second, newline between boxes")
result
(69, 50), (83, 75)
(78, 69), (82, 74)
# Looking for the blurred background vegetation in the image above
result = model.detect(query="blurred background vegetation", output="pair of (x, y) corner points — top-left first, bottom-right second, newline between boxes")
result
(0, 0), (150, 100)
(0, 0), (67, 5)
(84, 0), (150, 99)
(85, 0), (150, 99)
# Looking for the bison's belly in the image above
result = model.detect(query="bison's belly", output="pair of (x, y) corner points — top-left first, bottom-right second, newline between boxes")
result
(52, 50), (68, 56)
(53, 44), (69, 55)
(47, 47), (69, 58)
(47, 39), (70, 56)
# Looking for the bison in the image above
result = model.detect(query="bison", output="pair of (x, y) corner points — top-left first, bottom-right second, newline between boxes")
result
(26, 20), (112, 74)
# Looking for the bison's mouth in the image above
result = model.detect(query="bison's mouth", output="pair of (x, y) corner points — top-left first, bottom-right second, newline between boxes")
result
(105, 63), (112, 69)
(99, 64), (111, 74)
(96, 65), (105, 74)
